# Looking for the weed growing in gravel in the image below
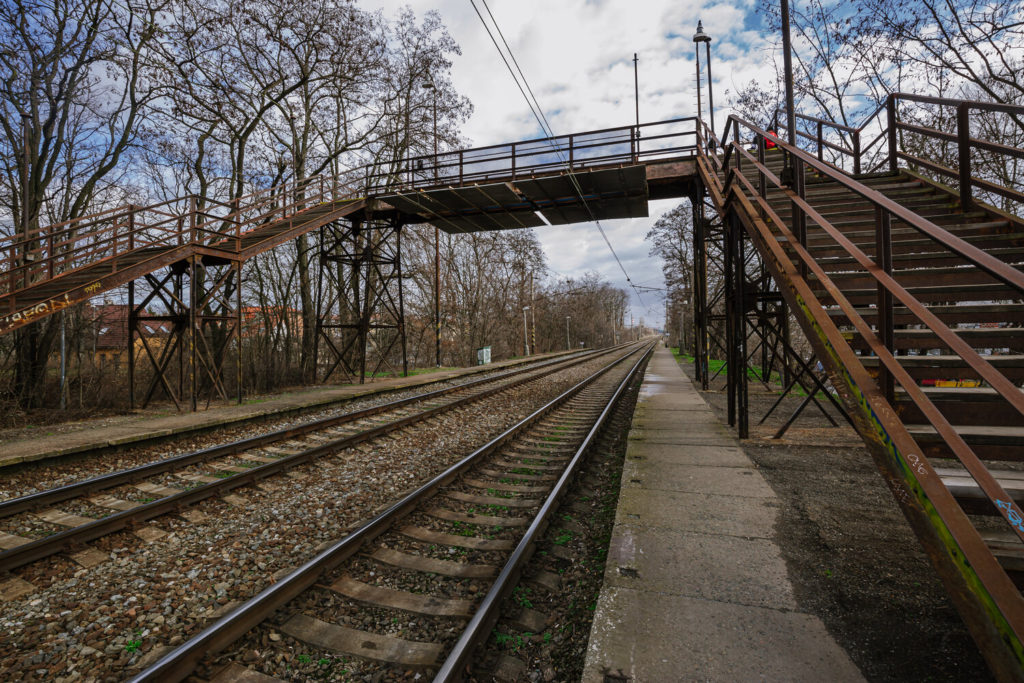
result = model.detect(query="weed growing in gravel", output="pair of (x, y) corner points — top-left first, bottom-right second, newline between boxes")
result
(513, 586), (533, 608)
(290, 652), (349, 678)
(493, 629), (532, 653)
(486, 488), (513, 499)
(553, 530), (572, 546)
(212, 471), (232, 479)
(451, 521), (477, 537)
(511, 467), (539, 475)
(125, 630), (144, 653)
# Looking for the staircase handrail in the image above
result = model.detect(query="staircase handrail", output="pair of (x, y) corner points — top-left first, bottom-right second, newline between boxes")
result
(725, 114), (1024, 295)
(1, 170), (363, 301)
(367, 117), (700, 195)
(777, 94), (1024, 209)
(702, 119), (1024, 660)
(714, 111), (1024, 563)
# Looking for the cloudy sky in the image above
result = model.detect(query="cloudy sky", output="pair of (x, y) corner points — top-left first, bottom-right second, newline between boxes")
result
(365, 0), (777, 327)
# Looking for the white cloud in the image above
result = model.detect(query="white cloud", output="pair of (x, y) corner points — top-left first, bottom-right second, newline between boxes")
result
(364, 0), (773, 326)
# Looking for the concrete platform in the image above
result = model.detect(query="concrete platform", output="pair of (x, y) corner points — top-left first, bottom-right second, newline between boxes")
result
(582, 347), (864, 682)
(0, 351), (572, 469)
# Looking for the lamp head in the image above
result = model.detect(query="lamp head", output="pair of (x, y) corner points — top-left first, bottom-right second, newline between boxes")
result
(693, 20), (711, 43)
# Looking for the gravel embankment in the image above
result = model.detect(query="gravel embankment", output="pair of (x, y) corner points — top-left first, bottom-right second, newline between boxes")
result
(0, 356), (609, 682)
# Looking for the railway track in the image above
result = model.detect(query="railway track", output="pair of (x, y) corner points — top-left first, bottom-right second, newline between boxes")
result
(127, 341), (654, 682)
(0, 347), (617, 578)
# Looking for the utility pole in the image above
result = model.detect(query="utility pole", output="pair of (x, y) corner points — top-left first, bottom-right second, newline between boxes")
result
(565, 316), (571, 351)
(694, 22), (714, 144)
(21, 113), (29, 242)
(21, 113), (30, 293)
(633, 52), (639, 128)
(780, 0), (797, 149)
(522, 306), (531, 356)
(529, 272), (535, 354)
(423, 78), (441, 367)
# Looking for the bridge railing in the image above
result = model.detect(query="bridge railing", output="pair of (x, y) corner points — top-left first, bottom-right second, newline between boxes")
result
(0, 170), (362, 306)
(706, 112), (1024, 657)
(367, 117), (700, 194)
(775, 94), (1024, 213)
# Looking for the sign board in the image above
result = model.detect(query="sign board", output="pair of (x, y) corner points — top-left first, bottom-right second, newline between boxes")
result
(476, 346), (492, 365)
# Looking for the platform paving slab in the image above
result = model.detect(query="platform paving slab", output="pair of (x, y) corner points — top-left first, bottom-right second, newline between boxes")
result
(615, 487), (778, 538)
(624, 441), (750, 467)
(623, 461), (777, 498)
(586, 587), (863, 682)
(0, 350), (573, 469)
(583, 347), (864, 682)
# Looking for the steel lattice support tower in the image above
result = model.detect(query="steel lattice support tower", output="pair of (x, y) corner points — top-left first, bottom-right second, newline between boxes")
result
(315, 209), (408, 385)
(127, 255), (243, 411)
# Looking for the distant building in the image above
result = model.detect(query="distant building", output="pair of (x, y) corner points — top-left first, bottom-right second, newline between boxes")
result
(92, 304), (171, 364)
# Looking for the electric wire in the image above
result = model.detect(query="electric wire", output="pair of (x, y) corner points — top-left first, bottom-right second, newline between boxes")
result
(470, 0), (646, 308)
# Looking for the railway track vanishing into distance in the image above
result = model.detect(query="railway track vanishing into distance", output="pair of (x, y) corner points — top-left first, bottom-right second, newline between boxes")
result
(0, 348), (614, 576)
(122, 341), (653, 681)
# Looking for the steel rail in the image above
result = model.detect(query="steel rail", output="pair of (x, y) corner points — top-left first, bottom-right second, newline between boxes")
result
(0, 348), (619, 572)
(0, 350), (596, 517)
(435, 341), (654, 680)
(129, 343), (647, 683)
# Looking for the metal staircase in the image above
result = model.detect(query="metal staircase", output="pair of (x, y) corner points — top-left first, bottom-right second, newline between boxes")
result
(698, 95), (1024, 679)
(1, 177), (363, 336)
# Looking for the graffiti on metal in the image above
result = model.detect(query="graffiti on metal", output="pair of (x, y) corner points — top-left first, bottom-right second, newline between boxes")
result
(0, 293), (72, 332)
(996, 500), (1024, 536)
(793, 291), (1024, 666)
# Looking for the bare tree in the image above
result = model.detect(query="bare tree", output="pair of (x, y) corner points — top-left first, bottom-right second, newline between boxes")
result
(0, 0), (165, 408)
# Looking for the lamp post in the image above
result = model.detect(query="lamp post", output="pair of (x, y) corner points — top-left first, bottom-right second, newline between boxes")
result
(780, 1), (797, 150)
(523, 306), (531, 356)
(422, 78), (441, 367)
(693, 21), (714, 145)
(565, 316), (571, 351)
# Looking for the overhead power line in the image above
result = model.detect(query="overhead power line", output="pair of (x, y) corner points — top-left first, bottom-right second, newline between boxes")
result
(469, 0), (646, 307)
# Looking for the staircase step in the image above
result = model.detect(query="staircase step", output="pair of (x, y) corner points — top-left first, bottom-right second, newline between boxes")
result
(817, 245), (1024, 271)
(823, 265), (1020, 290)
(802, 230), (1024, 259)
(895, 387), (1024, 427)
(937, 467), (1024, 511)
(843, 327), (1024, 353)
(827, 303), (1024, 327)
(815, 282), (1019, 306)
(859, 354), (1024, 382)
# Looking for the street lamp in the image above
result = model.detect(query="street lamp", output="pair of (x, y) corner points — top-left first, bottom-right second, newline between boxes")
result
(565, 316), (571, 351)
(422, 77), (441, 367)
(523, 306), (531, 356)
(693, 21), (714, 146)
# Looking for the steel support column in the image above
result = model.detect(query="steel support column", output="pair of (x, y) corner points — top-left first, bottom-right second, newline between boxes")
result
(127, 256), (242, 412)
(316, 211), (408, 385)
